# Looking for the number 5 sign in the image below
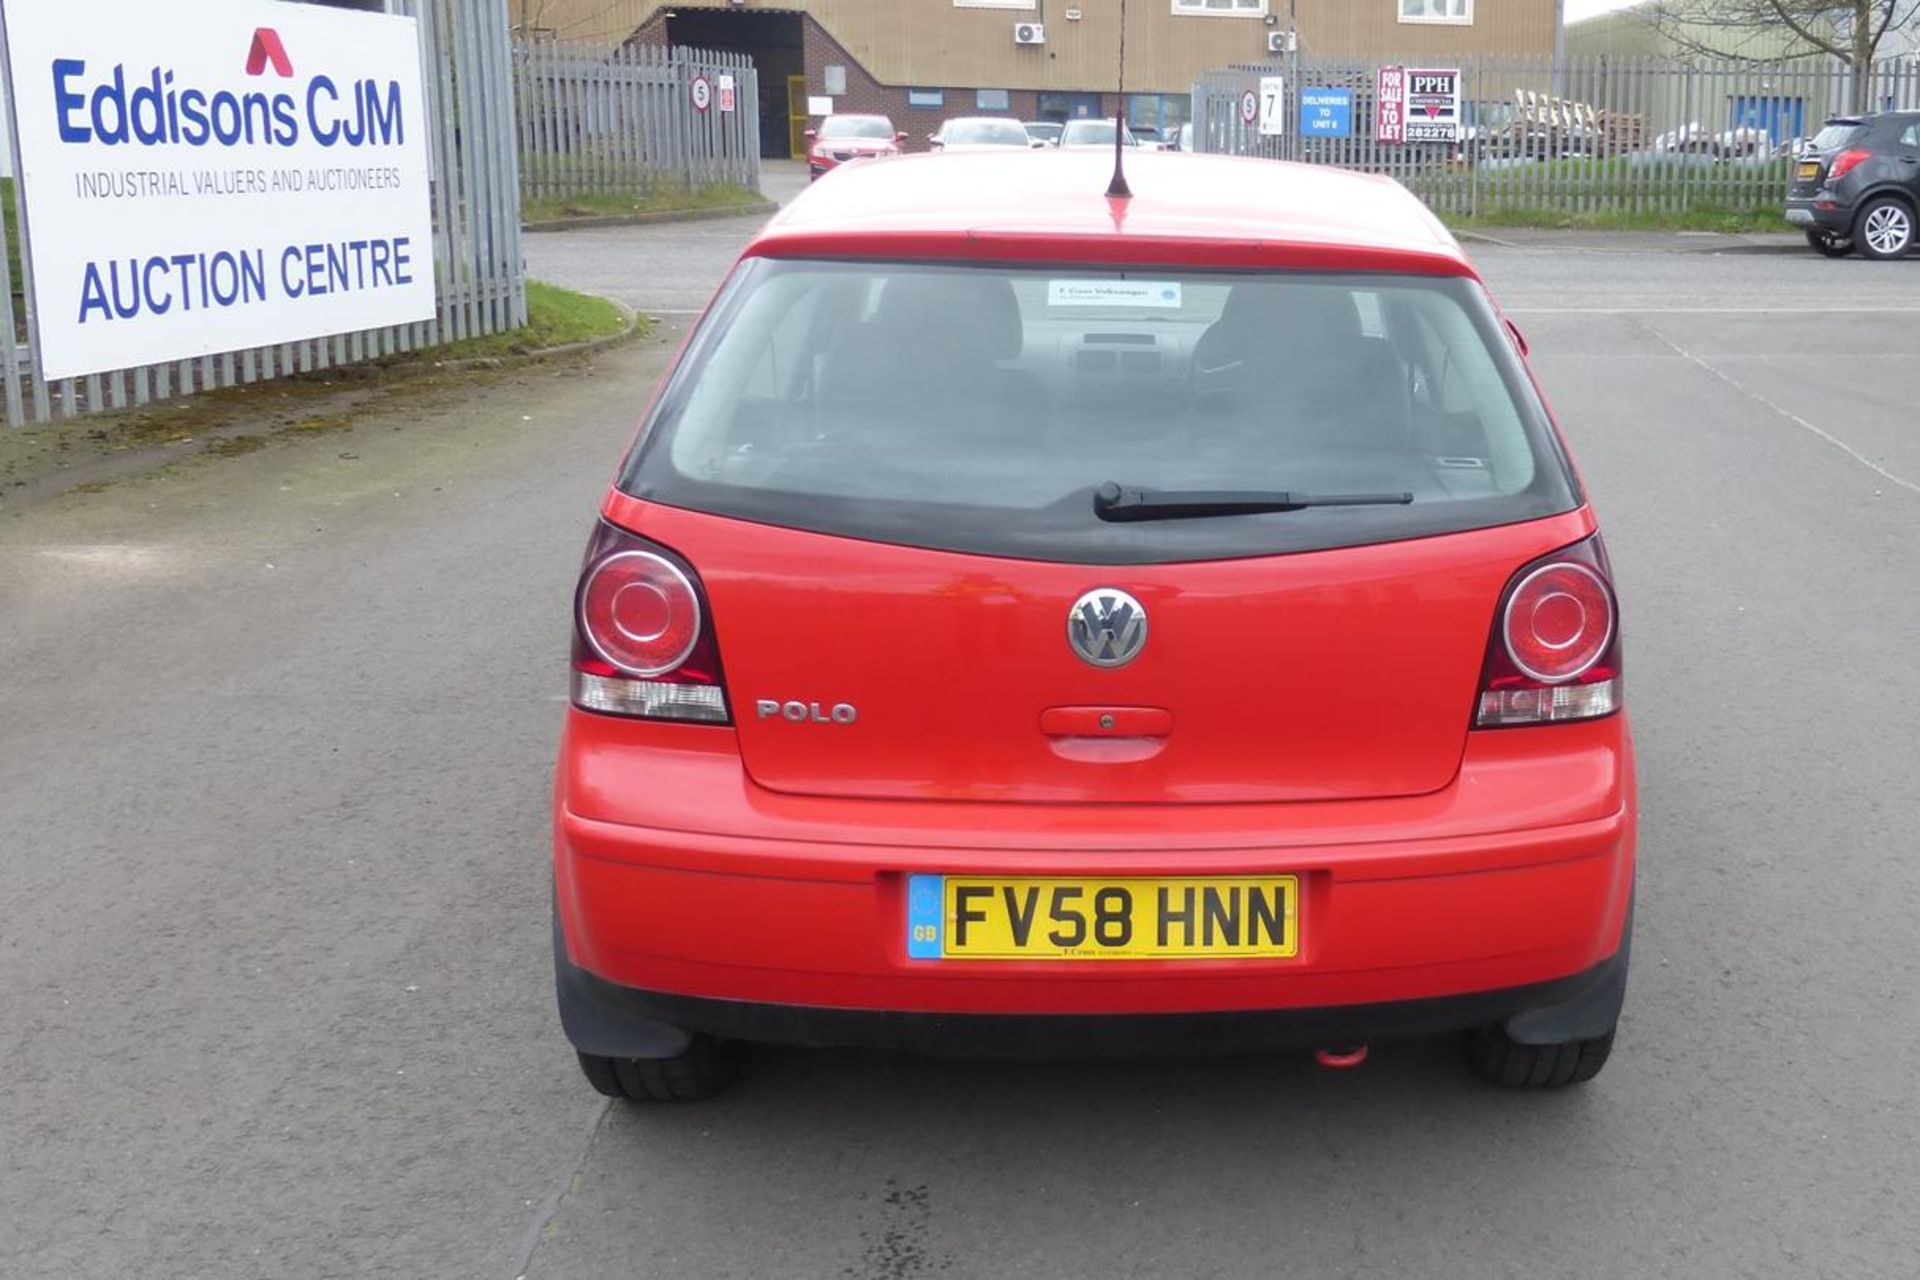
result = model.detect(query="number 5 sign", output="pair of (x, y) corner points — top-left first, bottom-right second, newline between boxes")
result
(1258, 76), (1286, 137)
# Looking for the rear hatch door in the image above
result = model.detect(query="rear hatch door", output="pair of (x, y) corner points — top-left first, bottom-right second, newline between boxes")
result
(618, 256), (1586, 804)
(640, 507), (1591, 804)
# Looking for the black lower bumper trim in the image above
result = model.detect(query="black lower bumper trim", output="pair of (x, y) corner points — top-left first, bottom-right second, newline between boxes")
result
(560, 949), (1628, 1060)
(1786, 201), (1851, 233)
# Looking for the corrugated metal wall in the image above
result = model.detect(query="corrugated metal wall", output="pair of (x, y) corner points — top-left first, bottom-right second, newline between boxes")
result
(520, 0), (1561, 92)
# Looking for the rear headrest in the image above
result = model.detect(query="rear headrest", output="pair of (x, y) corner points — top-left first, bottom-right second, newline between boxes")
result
(873, 274), (1024, 362)
(1217, 283), (1361, 348)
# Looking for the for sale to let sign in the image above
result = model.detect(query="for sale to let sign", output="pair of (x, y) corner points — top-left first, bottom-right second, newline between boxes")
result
(1376, 65), (1406, 143)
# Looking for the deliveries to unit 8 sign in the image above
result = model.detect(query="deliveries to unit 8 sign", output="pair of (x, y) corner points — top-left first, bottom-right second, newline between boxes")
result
(0, 0), (437, 380)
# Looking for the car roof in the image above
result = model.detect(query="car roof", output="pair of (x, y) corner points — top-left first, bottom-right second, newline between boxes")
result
(750, 150), (1472, 276)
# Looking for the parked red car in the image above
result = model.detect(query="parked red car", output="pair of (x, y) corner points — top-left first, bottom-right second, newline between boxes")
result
(806, 114), (906, 180)
(554, 151), (1636, 1100)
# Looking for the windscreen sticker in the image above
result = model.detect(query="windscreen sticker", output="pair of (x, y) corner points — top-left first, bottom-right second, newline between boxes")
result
(1048, 280), (1184, 309)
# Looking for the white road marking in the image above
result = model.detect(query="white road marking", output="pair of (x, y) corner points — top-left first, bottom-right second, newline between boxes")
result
(1641, 322), (1920, 498)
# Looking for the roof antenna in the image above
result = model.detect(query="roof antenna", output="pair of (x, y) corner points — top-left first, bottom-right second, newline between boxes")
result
(1107, 0), (1132, 198)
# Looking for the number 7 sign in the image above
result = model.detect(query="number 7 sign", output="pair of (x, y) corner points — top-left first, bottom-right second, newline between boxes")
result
(1258, 76), (1286, 137)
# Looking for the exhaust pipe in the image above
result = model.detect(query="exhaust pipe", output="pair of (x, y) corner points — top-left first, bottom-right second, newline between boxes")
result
(1314, 1044), (1369, 1070)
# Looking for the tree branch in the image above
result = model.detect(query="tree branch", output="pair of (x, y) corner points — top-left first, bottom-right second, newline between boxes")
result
(1638, 0), (1881, 63)
(1757, 0), (1851, 61)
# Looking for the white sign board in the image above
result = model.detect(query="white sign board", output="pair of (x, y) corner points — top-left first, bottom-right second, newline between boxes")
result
(717, 74), (736, 114)
(807, 95), (834, 116)
(1403, 67), (1461, 143)
(690, 74), (712, 113)
(1238, 89), (1258, 127)
(0, 0), (436, 381)
(1258, 76), (1286, 137)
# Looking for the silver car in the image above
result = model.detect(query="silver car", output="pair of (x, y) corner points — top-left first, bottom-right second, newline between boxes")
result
(929, 118), (1035, 151)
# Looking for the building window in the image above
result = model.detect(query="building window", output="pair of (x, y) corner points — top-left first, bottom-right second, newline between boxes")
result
(977, 88), (1012, 111)
(1171, 0), (1266, 15)
(1128, 94), (1192, 133)
(908, 88), (945, 108)
(1039, 91), (1105, 122)
(1399, 0), (1472, 23)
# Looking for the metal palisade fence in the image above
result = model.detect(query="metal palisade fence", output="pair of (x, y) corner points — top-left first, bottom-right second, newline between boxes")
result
(1193, 53), (1920, 222)
(515, 40), (760, 206)
(0, 0), (526, 429)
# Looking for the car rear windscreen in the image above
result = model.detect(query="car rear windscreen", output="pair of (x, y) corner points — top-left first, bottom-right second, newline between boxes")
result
(621, 261), (1579, 564)
(819, 117), (892, 140)
(1811, 122), (1866, 150)
(946, 120), (1030, 146)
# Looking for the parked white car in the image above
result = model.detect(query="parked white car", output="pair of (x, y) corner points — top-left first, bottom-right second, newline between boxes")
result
(928, 118), (1034, 151)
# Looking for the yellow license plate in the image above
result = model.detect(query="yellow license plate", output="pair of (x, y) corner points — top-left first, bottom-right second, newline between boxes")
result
(1797, 161), (1820, 179)
(906, 875), (1299, 960)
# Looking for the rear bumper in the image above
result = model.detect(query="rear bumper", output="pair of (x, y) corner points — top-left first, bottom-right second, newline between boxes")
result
(1785, 197), (1850, 231)
(554, 713), (1636, 1036)
(558, 928), (1630, 1058)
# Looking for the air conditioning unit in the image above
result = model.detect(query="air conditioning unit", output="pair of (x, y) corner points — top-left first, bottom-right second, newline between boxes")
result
(1014, 22), (1047, 45)
(1267, 30), (1296, 53)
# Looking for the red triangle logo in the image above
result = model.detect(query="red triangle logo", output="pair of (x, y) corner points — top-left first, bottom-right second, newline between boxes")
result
(246, 28), (293, 78)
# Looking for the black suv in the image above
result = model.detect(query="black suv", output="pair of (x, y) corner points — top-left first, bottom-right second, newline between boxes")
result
(1787, 112), (1920, 259)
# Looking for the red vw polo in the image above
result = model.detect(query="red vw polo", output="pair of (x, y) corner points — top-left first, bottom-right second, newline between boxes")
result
(553, 150), (1635, 1100)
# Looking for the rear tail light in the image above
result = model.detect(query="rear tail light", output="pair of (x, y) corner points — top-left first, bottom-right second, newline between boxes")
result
(1474, 535), (1621, 728)
(571, 522), (729, 723)
(1829, 148), (1872, 181)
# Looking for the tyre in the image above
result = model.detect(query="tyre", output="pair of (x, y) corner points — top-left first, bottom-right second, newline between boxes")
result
(1853, 195), (1916, 261)
(1805, 229), (1855, 258)
(576, 1036), (740, 1102)
(1465, 1024), (1614, 1088)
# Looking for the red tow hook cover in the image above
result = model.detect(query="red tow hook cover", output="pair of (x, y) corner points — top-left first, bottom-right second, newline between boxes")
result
(1315, 1045), (1370, 1070)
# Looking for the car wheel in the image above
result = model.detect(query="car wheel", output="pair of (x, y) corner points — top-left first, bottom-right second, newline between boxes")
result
(1853, 196), (1916, 260)
(1805, 229), (1855, 258)
(1465, 1024), (1614, 1088)
(576, 1036), (740, 1102)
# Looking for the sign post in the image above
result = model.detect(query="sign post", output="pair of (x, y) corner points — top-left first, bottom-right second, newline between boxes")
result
(690, 73), (713, 113)
(0, 0), (435, 381)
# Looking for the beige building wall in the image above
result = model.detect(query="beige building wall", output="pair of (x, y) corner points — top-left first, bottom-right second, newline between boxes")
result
(513, 0), (1559, 94)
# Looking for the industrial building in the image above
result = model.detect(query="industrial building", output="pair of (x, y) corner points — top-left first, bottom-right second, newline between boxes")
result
(512, 1), (1565, 156)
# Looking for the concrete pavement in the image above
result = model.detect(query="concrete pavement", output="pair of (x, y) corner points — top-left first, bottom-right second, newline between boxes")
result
(3, 212), (1918, 1278)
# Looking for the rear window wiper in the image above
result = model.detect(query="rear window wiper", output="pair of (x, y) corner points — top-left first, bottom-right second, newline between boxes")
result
(1092, 482), (1413, 522)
